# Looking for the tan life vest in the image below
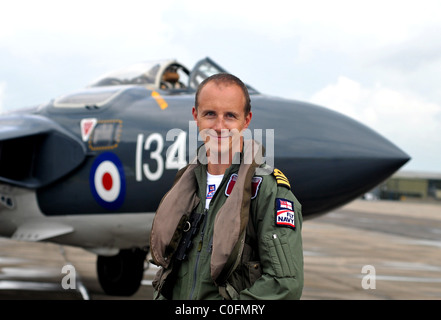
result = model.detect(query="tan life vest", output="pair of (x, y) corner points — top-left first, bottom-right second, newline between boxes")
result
(149, 140), (263, 285)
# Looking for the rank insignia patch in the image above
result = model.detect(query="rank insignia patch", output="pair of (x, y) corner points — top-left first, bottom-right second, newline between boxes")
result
(272, 168), (291, 189)
(275, 198), (295, 230)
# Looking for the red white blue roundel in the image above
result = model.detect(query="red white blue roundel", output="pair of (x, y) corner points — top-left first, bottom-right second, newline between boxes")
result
(90, 152), (126, 210)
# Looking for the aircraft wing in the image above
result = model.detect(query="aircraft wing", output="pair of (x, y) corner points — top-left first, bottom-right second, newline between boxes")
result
(11, 221), (74, 241)
(0, 114), (86, 188)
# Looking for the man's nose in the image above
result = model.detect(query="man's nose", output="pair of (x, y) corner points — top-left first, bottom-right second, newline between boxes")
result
(213, 116), (226, 132)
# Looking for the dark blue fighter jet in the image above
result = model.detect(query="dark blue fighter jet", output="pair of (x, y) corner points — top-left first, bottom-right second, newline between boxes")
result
(0, 57), (409, 295)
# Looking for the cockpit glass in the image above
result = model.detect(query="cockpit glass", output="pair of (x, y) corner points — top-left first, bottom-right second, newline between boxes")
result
(188, 57), (259, 93)
(189, 60), (225, 89)
(88, 61), (166, 87)
(53, 86), (127, 108)
(197, 61), (223, 79)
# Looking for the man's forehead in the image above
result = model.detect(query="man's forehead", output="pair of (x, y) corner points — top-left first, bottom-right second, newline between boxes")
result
(199, 81), (244, 99)
(196, 80), (248, 115)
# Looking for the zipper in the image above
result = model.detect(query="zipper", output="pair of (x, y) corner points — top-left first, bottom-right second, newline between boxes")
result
(207, 236), (213, 253)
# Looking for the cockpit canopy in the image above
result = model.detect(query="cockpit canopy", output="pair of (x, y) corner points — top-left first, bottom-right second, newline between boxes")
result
(88, 57), (258, 93)
(52, 57), (258, 109)
(88, 59), (191, 90)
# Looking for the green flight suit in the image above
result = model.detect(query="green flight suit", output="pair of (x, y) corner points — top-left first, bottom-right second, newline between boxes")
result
(154, 159), (304, 300)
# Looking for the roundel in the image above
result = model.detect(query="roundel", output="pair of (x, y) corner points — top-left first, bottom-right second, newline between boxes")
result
(89, 152), (126, 210)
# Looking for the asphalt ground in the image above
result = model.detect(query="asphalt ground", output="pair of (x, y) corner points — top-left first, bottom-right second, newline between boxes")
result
(0, 199), (440, 300)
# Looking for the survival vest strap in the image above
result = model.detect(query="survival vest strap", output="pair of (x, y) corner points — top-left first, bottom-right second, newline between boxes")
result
(217, 182), (260, 300)
(150, 140), (264, 297)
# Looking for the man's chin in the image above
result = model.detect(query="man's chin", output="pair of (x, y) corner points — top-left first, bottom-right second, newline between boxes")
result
(205, 145), (231, 164)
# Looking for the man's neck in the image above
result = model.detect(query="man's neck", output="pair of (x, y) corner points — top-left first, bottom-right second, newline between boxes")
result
(207, 162), (230, 175)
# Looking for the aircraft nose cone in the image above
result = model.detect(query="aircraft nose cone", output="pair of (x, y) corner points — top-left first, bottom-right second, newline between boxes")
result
(252, 97), (410, 217)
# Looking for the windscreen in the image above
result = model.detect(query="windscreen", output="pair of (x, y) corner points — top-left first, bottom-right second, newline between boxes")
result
(88, 61), (165, 87)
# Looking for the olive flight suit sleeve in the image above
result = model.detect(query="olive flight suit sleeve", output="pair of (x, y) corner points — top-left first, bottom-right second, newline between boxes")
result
(238, 175), (304, 300)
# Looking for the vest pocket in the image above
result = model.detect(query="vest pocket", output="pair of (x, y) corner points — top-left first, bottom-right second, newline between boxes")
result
(246, 261), (262, 285)
(228, 260), (262, 294)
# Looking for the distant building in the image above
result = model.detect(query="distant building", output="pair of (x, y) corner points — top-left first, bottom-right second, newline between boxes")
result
(376, 171), (441, 201)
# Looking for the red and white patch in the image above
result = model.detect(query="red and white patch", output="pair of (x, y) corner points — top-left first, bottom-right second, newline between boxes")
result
(225, 174), (262, 199)
(80, 118), (97, 142)
(251, 176), (263, 199)
(225, 174), (238, 196)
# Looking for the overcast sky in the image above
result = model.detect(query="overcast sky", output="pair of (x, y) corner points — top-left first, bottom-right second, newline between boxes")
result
(1, 0), (440, 173)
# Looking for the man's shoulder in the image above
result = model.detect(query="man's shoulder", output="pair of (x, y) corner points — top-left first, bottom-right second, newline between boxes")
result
(251, 165), (298, 203)
(254, 165), (291, 191)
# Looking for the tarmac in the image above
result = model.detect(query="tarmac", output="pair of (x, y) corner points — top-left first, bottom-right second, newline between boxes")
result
(0, 199), (440, 300)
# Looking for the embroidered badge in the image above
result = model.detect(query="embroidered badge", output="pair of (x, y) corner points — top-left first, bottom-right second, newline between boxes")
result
(207, 184), (216, 199)
(251, 176), (263, 199)
(275, 198), (295, 230)
(225, 174), (238, 196)
(272, 168), (291, 189)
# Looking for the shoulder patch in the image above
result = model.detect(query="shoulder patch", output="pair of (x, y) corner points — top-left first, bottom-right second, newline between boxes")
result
(251, 176), (263, 199)
(275, 198), (296, 230)
(272, 168), (291, 189)
(225, 173), (238, 197)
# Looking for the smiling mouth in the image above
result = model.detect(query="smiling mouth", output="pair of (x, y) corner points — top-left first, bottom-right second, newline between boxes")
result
(202, 129), (241, 141)
(206, 132), (231, 139)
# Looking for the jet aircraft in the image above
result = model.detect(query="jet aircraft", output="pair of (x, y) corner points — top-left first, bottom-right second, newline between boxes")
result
(0, 57), (410, 296)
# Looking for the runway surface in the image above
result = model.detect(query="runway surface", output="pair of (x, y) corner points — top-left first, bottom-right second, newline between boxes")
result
(0, 199), (440, 300)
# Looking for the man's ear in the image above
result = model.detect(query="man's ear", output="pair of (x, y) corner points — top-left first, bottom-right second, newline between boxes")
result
(244, 111), (252, 129)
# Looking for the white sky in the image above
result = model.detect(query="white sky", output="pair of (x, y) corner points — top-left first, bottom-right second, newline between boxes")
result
(0, 0), (440, 173)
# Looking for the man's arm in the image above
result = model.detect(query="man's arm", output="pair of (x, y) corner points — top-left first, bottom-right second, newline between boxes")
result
(238, 179), (304, 300)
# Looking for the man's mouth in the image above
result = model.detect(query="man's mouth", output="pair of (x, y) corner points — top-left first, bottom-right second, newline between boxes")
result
(207, 132), (231, 140)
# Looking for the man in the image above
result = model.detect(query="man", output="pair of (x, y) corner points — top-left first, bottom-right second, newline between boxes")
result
(150, 73), (303, 299)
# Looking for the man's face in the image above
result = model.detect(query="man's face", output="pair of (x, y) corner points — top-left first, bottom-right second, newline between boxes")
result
(192, 81), (252, 163)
